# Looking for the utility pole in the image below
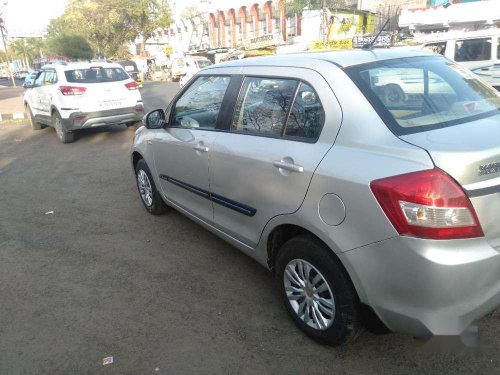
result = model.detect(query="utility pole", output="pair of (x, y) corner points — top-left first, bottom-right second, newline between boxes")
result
(0, 16), (15, 87)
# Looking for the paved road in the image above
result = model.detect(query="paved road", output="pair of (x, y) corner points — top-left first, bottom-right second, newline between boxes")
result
(0, 77), (24, 88)
(0, 84), (499, 374)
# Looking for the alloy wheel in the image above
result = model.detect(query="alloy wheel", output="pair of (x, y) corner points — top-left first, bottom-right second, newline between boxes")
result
(137, 169), (153, 207)
(284, 259), (336, 330)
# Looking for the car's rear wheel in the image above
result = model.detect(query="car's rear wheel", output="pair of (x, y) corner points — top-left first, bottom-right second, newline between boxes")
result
(52, 111), (74, 144)
(135, 159), (168, 215)
(25, 104), (42, 130)
(275, 235), (362, 346)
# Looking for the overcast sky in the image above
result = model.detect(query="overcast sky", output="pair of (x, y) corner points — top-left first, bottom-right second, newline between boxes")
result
(2, 0), (68, 37)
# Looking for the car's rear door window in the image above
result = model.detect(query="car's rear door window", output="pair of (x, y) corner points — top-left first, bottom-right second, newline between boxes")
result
(284, 82), (325, 140)
(44, 70), (57, 85)
(171, 76), (230, 130)
(231, 77), (298, 136)
(64, 67), (129, 83)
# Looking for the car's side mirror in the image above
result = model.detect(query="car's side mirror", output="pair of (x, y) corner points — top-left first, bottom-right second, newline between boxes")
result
(143, 109), (166, 129)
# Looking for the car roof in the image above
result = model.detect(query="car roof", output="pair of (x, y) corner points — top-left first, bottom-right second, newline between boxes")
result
(41, 62), (124, 71)
(211, 49), (436, 69)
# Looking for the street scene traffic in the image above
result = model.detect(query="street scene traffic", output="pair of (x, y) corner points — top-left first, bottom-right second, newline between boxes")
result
(1, 0), (500, 374)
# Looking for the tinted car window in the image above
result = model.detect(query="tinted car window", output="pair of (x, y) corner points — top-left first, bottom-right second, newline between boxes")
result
(44, 71), (57, 85)
(231, 77), (297, 136)
(64, 67), (129, 83)
(454, 38), (492, 62)
(284, 83), (325, 140)
(346, 56), (500, 135)
(172, 76), (230, 129)
(33, 71), (45, 87)
(423, 42), (447, 56)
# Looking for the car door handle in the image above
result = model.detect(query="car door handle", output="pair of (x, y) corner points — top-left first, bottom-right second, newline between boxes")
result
(194, 145), (209, 152)
(273, 160), (304, 173)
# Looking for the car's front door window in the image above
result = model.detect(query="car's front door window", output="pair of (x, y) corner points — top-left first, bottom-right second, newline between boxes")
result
(33, 71), (45, 87)
(172, 76), (230, 130)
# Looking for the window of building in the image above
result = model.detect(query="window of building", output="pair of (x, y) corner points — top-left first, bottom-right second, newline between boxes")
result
(286, 14), (296, 37)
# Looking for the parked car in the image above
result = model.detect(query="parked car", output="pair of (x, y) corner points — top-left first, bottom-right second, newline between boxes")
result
(422, 29), (500, 90)
(0, 69), (9, 79)
(131, 49), (500, 346)
(22, 71), (38, 88)
(14, 70), (29, 79)
(179, 57), (213, 88)
(116, 60), (143, 87)
(23, 62), (143, 143)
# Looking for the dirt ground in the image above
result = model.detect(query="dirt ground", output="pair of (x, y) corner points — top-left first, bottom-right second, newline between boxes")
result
(1, 104), (500, 374)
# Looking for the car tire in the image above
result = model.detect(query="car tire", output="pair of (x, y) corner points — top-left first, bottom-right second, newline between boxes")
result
(52, 111), (74, 144)
(25, 104), (42, 130)
(135, 159), (168, 215)
(275, 235), (362, 346)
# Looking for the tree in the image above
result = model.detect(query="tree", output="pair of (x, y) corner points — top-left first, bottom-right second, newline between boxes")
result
(284, 0), (346, 14)
(8, 38), (45, 69)
(47, 0), (172, 58)
(46, 34), (94, 60)
(117, 0), (172, 54)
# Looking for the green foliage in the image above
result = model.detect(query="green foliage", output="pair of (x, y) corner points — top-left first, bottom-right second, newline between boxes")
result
(46, 0), (172, 58)
(284, 0), (346, 14)
(8, 38), (46, 68)
(46, 34), (94, 60)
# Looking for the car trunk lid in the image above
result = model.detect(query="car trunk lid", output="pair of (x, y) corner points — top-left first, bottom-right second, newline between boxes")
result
(401, 114), (500, 249)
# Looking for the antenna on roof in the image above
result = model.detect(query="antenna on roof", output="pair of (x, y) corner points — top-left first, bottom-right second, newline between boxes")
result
(362, 18), (390, 50)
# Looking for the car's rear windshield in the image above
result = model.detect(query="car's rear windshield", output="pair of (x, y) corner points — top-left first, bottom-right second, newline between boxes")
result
(117, 61), (138, 73)
(345, 56), (500, 135)
(197, 60), (212, 68)
(64, 67), (129, 83)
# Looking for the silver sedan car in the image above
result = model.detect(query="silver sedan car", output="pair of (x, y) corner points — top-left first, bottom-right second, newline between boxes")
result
(131, 49), (500, 346)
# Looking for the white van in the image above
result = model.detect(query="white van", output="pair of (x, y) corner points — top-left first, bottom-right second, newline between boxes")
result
(422, 29), (500, 90)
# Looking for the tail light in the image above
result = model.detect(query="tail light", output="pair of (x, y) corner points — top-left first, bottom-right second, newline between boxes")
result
(125, 81), (139, 90)
(59, 86), (86, 96)
(370, 168), (483, 240)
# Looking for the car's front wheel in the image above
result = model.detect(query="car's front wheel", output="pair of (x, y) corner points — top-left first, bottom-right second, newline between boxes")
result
(275, 235), (362, 346)
(135, 159), (168, 215)
(52, 111), (74, 144)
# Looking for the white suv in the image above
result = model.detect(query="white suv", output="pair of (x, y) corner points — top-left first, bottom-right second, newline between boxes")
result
(23, 62), (144, 143)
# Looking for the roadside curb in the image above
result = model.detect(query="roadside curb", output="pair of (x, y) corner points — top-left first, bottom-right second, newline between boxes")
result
(0, 113), (27, 122)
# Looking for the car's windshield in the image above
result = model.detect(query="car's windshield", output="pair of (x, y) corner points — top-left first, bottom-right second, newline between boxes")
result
(345, 56), (500, 135)
(64, 67), (129, 83)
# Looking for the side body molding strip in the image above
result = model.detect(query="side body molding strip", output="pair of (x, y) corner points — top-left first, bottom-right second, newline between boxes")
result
(159, 174), (257, 217)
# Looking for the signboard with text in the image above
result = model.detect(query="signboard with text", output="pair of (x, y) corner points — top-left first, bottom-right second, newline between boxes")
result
(352, 35), (391, 48)
(242, 34), (277, 50)
(309, 39), (353, 51)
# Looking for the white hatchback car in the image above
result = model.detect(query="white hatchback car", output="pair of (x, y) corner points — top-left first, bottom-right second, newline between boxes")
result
(23, 62), (144, 143)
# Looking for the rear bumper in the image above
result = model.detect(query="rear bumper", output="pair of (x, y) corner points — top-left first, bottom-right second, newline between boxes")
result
(341, 236), (500, 337)
(62, 105), (143, 130)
